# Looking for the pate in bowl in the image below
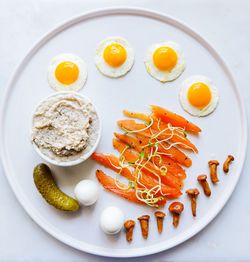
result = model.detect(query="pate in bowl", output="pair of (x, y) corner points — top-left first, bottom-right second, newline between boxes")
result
(31, 92), (101, 166)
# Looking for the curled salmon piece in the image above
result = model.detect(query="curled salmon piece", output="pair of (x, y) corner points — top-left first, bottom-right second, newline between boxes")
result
(114, 132), (192, 168)
(135, 134), (192, 167)
(113, 139), (183, 189)
(117, 119), (198, 153)
(92, 153), (134, 180)
(123, 110), (151, 122)
(92, 152), (182, 199)
(151, 116), (198, 153)
(114, 132), (144, 153)
(151, 154), (186, 180)
(114, 133), (186, 179)
(151, 105), (201, 133)
(123, 109), (187, 140)
(96, 170), (167, 206)
(136, 172), (182, 199)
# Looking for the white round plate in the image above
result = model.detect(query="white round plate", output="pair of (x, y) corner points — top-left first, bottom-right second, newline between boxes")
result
(0, 7), (247, 258)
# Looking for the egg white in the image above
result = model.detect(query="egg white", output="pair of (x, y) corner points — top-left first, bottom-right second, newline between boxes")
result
(179, 75), (219, 117)
(47, 54), (87, 92)
(100, 206), (124, 234)
(144, 41), (185, 82)
(95, 37), (134, 78)
(74, 180), (99, 206)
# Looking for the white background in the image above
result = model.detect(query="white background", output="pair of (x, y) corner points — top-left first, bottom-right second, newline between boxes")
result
(0, 0), (250, 261)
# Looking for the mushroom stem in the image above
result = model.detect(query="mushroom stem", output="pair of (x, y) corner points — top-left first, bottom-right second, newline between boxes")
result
(197, 175), (211, 197)
(223, 155), (234, 173)
(155, 211), (166, 233)
(124, 220), (135, 242)
(138, 215), (150, 239)
(190, 198), (197, 217)
(186, 188), (200, 217)
(168, 202), (184, 228)
(173, 213), (180, 227)
(208, 160), (220, 184)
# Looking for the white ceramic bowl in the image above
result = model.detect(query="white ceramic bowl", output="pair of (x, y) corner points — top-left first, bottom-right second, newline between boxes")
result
(31, 91), (101, 167)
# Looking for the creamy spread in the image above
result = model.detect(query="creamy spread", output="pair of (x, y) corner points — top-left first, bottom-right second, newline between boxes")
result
(32, 93), (99, 162)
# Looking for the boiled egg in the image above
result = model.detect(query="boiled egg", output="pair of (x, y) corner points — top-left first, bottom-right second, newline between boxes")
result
(74, 180), (99, 206)
(179, 75), (219, 117)
(144, 41), (185, 82)
(100, 206), (124, 234)
(95, 37), (134, 78)
(48, 54), (87, 91)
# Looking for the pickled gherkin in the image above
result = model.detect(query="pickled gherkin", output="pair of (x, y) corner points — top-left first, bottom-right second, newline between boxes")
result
(33, 163), (79, 211)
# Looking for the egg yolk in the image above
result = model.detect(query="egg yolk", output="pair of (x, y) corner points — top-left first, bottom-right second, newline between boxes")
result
(55, 61), (79, 85)
(153, 46), (178, 71)
(103, 43), (127, 67)
(188, 82), (212, 109)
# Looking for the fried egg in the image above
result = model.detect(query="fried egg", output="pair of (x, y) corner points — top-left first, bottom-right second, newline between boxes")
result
(48, 54), (87, 91)
(95, 37), (134, 78)
(144, 41), (185, 82)
(179, 75), (219, 117)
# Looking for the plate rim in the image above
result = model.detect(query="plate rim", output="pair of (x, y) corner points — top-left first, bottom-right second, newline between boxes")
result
(0, 6), (248, 258)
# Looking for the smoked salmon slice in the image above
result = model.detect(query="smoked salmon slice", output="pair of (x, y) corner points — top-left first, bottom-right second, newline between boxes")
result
(151, 105), (201, 133)
(96, 170), (167, 206)
(113, 139), (183, 189)
(92, 153), (182, 199)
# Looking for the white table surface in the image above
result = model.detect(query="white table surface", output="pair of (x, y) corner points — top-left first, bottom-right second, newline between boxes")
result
(1, 0), (250, 261)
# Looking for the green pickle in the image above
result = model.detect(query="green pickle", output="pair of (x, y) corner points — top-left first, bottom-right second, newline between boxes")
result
(33, 163), (80, 212)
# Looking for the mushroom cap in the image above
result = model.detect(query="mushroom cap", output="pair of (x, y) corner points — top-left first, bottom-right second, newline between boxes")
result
(186, 188), (200, 197)
(138, 215), (150, 221)
(168, 202), (184, 214)
(155, 211), (166, 218)
(227, 155), (234, 161)
(208, 160), (220, 165)
(124, 220), (135, 229)
(197, 174), (207, 181)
